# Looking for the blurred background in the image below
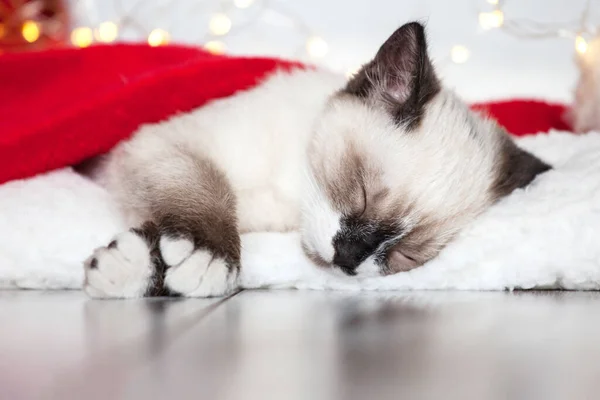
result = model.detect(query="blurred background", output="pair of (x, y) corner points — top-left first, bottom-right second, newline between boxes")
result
(1, 0), (598, 102)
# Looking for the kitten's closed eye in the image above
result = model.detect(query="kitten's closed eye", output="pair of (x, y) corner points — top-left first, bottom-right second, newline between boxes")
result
(359, 185), (368, 217)
(387, 250), (419, 273)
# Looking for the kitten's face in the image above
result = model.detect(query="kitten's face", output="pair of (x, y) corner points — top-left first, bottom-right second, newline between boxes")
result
(301, 22), (550, 277)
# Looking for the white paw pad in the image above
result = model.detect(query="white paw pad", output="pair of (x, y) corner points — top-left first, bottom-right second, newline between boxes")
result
(83, 231), (153, 299)
(164, 249), (235, 297)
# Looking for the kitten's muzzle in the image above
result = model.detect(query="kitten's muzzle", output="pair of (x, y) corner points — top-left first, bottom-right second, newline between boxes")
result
(332, 232), (385, 276)
(332, 218), (402, 276)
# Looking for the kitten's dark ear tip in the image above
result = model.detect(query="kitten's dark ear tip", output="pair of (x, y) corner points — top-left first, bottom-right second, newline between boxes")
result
(493, 138), (552, 198)
(391, 21), (427, 40)
(377, 21), (429, 60)
(400, 21), (426, 32)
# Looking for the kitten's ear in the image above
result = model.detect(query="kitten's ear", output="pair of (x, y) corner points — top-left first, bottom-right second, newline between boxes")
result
(493, 138), (552, 198)
(344, 22), (440, 128)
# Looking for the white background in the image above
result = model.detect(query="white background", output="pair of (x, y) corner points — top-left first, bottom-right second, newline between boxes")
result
(71, 0), (599, 103)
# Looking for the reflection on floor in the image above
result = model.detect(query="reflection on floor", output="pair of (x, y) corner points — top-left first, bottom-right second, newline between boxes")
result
(1, 289), (599, 400)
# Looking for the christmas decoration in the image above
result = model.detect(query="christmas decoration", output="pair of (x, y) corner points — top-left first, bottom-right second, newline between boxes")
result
(0, 0), (69, 52)
(69, 0), (328, 63)
(472, 0), (599, 133)
(478, 0), (596, 55)
(571, 34), (600, 132)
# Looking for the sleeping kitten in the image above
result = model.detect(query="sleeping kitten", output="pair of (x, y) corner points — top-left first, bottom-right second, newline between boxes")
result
(83, 22), (550, 299)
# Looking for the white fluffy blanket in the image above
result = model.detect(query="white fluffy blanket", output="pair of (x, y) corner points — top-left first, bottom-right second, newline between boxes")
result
(2, 131), (600, 292)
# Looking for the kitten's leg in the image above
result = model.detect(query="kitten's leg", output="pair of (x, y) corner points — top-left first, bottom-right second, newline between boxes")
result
(84, 144), (241, 299)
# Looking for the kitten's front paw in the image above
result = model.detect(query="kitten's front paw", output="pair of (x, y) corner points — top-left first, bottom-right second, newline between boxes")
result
(84, 231), (154, 299)
(160, 236), (238, 297)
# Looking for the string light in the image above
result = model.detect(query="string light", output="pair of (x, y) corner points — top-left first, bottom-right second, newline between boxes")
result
(451, 45), (470, 64)
(148, 28), (170, 46)
(479, 10), (504, 30)
(204, 40), (226, 54)
(233, 0), (254, 9)
(71, 26), (93, 48)
(306, 36), (328, 58)
(576, 35), (588, 54)
(72, 1), (329, 64)
(22, 20), (41, 43)
(484, 0), (596, 56)
(209, 13), (232, 36)
(66, 0), (597, 78)
(488, 0), (593, 39)
(95, 21), (118, 43)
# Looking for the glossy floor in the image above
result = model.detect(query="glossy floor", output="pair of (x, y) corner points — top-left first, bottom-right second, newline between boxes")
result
(1, 290), (599, 400)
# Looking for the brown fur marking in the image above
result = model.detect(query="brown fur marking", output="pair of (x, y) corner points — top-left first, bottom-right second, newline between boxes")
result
(119, 148), (241, 296)
(492, 131), (551, 199)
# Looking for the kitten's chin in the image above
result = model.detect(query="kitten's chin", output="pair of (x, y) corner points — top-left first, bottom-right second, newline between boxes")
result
(353, 258), (384, 278)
